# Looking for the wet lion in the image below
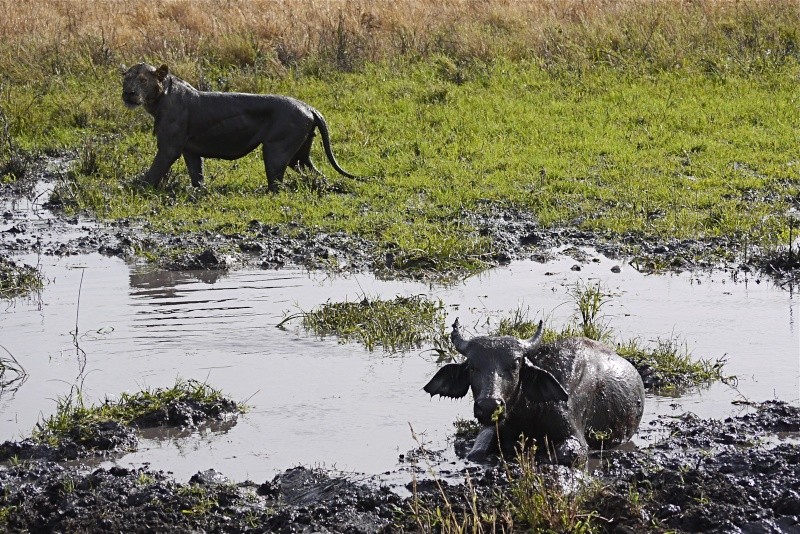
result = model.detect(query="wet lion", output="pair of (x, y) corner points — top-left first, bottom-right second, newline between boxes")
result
(121, 62), (357, 191)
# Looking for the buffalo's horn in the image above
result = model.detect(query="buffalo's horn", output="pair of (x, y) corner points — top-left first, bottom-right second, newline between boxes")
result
(450, 318), (470, 354)
(520, 320), (544, 351)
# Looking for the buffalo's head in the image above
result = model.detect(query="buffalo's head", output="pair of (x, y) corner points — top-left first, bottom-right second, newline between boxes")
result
(424, 319), (567, 426)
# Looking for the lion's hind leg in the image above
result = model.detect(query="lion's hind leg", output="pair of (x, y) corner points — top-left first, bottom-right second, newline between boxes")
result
(183, 152), (205, 187)
(289, 133), (323, 176)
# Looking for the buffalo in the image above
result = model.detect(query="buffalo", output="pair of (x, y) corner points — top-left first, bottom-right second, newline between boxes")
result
(424, 319), (645, 465)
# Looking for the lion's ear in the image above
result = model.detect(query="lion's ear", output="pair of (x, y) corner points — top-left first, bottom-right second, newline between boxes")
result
(155, 64), (169, 80)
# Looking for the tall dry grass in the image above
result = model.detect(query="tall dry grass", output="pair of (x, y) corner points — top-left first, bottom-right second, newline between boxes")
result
(1, 0), (799, 77)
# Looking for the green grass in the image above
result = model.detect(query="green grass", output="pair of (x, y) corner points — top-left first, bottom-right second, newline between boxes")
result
(0, 56), (795, 276)
(407, 432), (602, 533)
(32, 379), (245, 448)
(1, 3), (799, 276)
(617, 337), (728, 394)
(279, 294), (446, 352)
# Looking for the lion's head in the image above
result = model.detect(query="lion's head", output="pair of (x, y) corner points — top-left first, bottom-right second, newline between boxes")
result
(121, 63), (169, 109)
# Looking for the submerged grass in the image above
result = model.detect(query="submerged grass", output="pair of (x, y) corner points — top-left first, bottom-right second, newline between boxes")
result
(0, 1), (798, 276)
(32, 379), (244, 447)
(0, 346), (27, 392)
(280, 294), (446, 352)
(0, 256), (43, 299)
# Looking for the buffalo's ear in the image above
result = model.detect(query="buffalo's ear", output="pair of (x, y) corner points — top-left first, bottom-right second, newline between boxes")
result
(119, 64), (128, 76)
(155, 64), (169, 80)
(521, 360), (568, 402)
(424, 363), (470, 399)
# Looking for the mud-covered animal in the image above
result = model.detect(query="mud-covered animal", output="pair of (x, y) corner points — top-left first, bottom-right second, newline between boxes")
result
(121, 62), (357, 190)
(424, 319), (645, 465)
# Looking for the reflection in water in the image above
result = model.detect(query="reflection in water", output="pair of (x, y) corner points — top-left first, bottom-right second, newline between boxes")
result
(0, 252), (797, 482)
(129, 268), (229, 298)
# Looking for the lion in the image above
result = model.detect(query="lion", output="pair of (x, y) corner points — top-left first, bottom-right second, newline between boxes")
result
(121, 62), (358, 191)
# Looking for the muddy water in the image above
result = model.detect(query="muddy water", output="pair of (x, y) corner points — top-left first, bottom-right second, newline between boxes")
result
(1, 249), (797, 483)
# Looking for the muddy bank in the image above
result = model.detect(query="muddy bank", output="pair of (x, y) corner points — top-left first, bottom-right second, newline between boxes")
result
(0, 401), (797, 532)
(400, 400), (800, 532)
(1, 156), (796, 285)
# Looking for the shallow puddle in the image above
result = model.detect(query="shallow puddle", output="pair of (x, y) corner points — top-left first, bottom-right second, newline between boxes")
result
(1, 247), (797, 483)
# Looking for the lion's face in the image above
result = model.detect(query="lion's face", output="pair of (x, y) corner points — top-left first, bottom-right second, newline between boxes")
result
(122, 63), (169, 109)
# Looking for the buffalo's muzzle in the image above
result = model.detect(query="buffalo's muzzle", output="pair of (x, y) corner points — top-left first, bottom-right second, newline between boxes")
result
(474, 398), (505, 424)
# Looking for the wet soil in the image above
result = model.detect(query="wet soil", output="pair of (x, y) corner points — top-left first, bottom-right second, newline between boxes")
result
(1, 157), (798, 532)
(1, 155), (796, 285)
(0, 401), (796, 532)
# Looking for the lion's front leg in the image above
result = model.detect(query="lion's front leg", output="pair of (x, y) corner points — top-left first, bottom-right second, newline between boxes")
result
(144, 147), (181, 187)
(183, 152), (204, 187)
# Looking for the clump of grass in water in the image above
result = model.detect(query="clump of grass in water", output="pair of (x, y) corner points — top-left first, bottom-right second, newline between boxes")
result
(279, 294), (446, 352)
(453, 417), (482, 438)
(33, 379), (244, 447)
(567, 280), (614, 342)
(0, 346), (27, 392)
(0, 256), (43, 299)
(617, 337), (728, 394)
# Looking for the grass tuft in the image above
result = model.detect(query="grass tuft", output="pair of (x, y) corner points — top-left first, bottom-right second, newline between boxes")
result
(280, 294), (446, 352)
(617, 337), (729, 394)
(32, 379), (245, 448)
(0, 256), (44, 299)
(508, 447), (599, 533)
(0, 345), (27, 392)
(405, 430), (602, 532)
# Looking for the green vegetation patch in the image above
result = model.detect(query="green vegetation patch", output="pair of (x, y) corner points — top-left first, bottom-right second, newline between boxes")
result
(617, 337), (728, 394)
(3, 3), (800, 277)
(32, 379), (245, 449)
(0, 256), (43, 299)
(280, 294), (446, 352)
(407, 439), (604, 532)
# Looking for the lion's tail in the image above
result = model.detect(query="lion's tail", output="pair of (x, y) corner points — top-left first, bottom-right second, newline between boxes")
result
(311, 109), (359, 180)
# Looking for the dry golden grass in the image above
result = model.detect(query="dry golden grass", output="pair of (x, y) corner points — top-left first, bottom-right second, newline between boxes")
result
(2, 0), (799, 75)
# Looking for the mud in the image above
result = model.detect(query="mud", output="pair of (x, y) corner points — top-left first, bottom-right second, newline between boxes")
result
(1, 155), (796, 285)
(0, 396), (241, 462)
(0, 401), (796, 532)
(1, 157), (798, 532)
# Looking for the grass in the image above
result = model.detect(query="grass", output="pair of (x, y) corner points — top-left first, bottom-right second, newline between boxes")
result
(32, 379), (244, 448)
(0, 1), (798, 276)
(508, 448), (599, 533)
(406, 429), (603, 533)
(292, 281), (728, 392)
(617, 337), (728, 394)
(0, 256), (43, 299)
(178, 485), (218, 516)
(279, 294), (446, 352)
(0, 346), (27, 392)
